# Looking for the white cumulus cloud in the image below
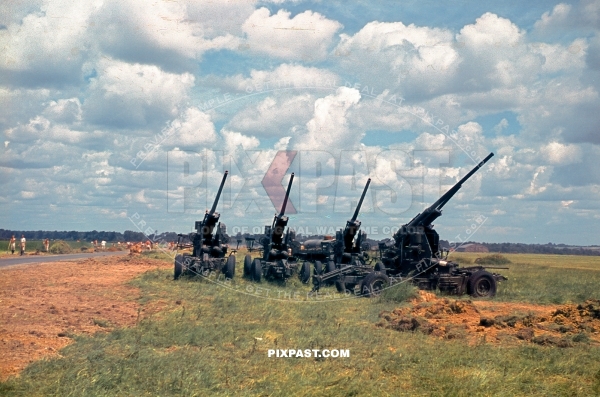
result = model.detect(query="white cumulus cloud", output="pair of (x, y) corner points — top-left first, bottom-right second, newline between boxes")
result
(292, 87), (361, 150)
(242, 8), (342, 61)
(83, 58), (195, 128)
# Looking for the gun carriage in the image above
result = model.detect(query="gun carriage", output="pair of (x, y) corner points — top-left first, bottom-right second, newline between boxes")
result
(303, 178), (376, 293)
(244, 173), (305, 282)
(311, 153), (507, 298)
(174, 171), (236, 280)
(372, 153), (505, 297)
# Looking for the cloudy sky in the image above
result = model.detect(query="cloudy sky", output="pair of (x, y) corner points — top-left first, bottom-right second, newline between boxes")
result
(1, 0), (599, 245)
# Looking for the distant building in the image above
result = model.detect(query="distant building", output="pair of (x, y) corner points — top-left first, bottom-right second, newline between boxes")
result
(454, 243), (489, 253)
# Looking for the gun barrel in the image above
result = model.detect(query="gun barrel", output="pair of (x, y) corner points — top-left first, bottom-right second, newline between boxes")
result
(351, 178), (371, 222)
(279, 173), (295, 216)
(453, 152), (494, 190)
(431, 152), (494, 212)
(209, 171), (229, 215)
(406, 153), (494, 227)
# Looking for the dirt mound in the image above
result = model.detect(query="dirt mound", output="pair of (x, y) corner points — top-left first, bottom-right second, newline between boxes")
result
(378, 292), (600, 347)
(380, 293), (481, 340)
(129, 243), (145, 254)
(475, 253), (511, 265)
(48, 241), (72, 254)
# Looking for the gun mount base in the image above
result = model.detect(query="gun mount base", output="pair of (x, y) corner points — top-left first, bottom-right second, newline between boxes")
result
(174, 253), (236, 280)
(246, 257), (302, 283)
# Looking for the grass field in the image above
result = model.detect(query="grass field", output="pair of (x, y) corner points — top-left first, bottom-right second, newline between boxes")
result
(449, 252), (600, 304)
(0, 240), (94, 251)
(2, 251), (600, 396)
(0, 240), (102, 255)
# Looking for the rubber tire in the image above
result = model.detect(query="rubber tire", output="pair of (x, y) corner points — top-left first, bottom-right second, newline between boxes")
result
(252, 258), (262, 282)
(468, 270), (497, 298)
(326, 260), (336, 273)
(324, 260), (336, 285)
(244, 255), (252, 277)
(300, 261), (311, 284)
(336, 281), (356, 294)
(359, 272), (390, 297)
(374, 261), (385, 272)
(223, 255), (235, 279)
(174, 254), (184, 280)
(314, 260), (323, 275)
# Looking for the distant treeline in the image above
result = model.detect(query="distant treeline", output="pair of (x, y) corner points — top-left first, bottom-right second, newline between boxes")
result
(1, 229), (598, 255)
(483, 242), (600, 256)
(440, 240), (600, 256)
(0, 229), (179, 243)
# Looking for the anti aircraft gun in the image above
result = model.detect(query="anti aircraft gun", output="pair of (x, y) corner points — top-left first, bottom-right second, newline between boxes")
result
(361, 152), (507, 297)
(174, 171), (236, 280)
(244, 173), (303, 282)
(306, 178), (377, 293)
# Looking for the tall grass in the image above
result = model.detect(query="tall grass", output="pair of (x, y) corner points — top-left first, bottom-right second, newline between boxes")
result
(2, 253), (600, 396)
(380, 279), (419, 303)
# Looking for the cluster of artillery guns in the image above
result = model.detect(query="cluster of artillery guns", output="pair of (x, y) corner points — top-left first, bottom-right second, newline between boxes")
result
(174, 152), (506, 298)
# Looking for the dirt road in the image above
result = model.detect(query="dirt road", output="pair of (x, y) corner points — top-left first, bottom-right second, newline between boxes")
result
(0, 251), (128, 269)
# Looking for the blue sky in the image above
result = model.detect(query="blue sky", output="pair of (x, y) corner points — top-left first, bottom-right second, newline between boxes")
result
(1, 0), (599, 245)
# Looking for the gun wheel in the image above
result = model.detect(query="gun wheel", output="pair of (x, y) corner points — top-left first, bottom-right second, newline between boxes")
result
(359, 272), (390, 297)
(300, 262), (311, 284)
(324, 260), (336, 285)
(468, 270), (497, 298)
(223, 255), (235, 279)
(174, 254), (184, 280)
(243, 254), (252, 277)
(314, 260), (323, 275)
(335, 280), (355, 294)
(251, 259), (262, 282)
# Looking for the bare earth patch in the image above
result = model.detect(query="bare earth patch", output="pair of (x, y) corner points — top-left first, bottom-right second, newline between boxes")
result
(0, 255), (170, 380)
(378, 291), (600, 346)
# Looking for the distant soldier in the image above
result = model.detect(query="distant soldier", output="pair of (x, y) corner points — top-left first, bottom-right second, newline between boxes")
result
(44, 238), (50, 252)
(9, 235), (16, 254)
(20, 235), (26, 256)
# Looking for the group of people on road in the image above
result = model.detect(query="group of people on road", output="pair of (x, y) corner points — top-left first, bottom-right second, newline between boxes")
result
(92, 240), (108, 250)
(8, 235), (26, 255)
(8, 236), (51, 255)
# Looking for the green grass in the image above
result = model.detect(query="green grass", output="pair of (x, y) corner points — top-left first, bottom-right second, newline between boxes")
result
(2, 253), (600, 396)
(380, 279), (419, 303)
(0, 240), (94, 254)
(0, 240), (44, 252)
(140, 250), (179, 262)
(449, 252), (600, 304)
